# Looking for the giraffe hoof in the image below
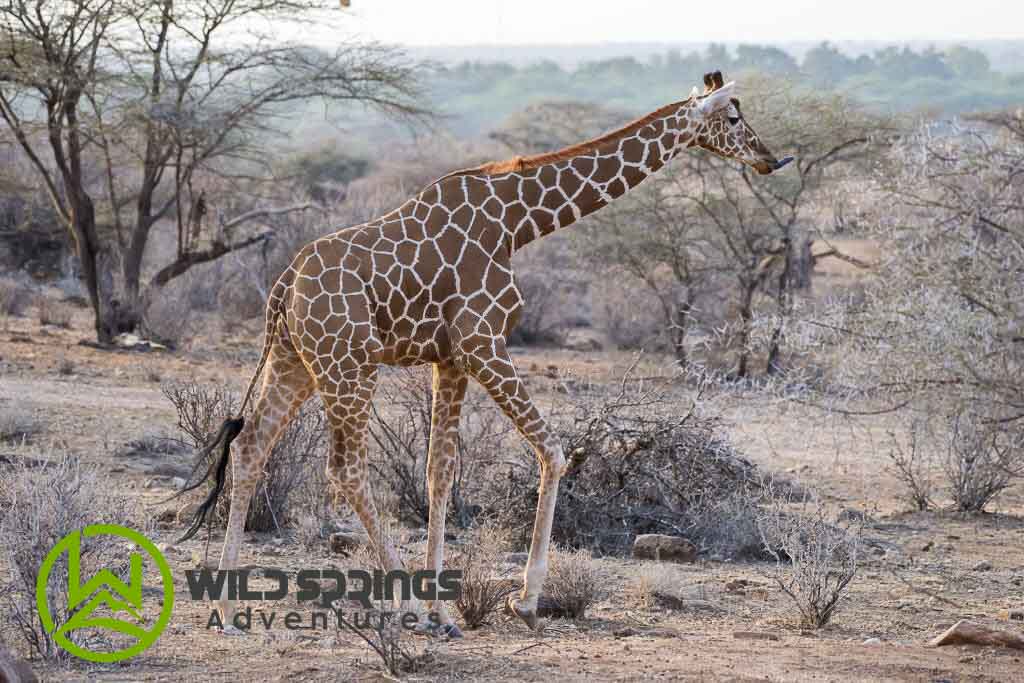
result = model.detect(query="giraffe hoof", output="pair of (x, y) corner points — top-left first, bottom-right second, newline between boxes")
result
(412, 620), (463, 639)
(439, 622), (464, 639)
(506, 597), (541, 631)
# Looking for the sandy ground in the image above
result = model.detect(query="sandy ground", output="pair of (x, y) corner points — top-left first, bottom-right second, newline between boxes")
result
(2, 303), (1024, 682)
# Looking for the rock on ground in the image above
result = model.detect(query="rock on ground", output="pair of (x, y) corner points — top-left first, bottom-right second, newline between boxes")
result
(632, 534), (698, 563)
(329, 531), (367, 555)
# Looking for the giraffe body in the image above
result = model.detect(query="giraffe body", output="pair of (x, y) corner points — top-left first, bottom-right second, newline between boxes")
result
(197, 71), (787, 635)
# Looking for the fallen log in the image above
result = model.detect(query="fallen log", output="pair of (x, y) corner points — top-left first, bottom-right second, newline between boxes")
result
(928, 619), (1024, 651)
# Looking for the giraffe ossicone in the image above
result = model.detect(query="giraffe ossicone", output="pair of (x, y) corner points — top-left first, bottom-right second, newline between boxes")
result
(179, 69), (789, 636)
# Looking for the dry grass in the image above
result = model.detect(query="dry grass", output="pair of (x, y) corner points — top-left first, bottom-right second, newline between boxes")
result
(543, 547), (607, 620)
(0, 408), (42, 445)
(0, 454), (141, 663)
(0, 276), (33, 317)
(632, 563), (697, 610)
(36, 298), (72, 328)
(450, 523), (517, 629)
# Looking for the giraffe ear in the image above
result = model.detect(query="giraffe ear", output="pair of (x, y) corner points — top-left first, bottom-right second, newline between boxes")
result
(697, 81), (736, 117)
(702, 71), (726, 94)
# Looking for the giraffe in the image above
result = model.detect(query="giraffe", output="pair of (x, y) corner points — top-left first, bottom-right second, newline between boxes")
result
(177, 70), (791, 638)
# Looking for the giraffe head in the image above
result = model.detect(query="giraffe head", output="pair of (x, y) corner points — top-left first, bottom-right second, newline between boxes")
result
(689, 71), (793, 176)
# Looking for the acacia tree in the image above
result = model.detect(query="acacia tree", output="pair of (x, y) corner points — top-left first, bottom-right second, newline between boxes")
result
(0, 0), (426, 342)
(665, 78), (884, 377)
(546, 80), (883, 375)
(810, 111), (1024, 420)
(580, 160), (716, 367)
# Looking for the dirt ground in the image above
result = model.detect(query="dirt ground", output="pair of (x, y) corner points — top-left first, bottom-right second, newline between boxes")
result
(2, 302), (1024, 682)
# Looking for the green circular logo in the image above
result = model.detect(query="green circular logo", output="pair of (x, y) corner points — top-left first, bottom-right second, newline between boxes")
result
(35, 524), (174, 663)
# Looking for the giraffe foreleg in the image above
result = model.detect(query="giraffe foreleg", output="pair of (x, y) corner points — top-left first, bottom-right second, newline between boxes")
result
(459, 335), (567, 631)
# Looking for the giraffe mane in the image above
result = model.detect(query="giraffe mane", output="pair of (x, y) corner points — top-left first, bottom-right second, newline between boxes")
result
(434, 98), (693, 183)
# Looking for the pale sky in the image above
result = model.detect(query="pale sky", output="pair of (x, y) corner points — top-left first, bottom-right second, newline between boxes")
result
(335, 0), (1023, 45)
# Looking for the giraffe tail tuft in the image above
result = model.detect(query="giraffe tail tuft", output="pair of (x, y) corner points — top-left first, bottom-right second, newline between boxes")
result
(174, 417), (245, 543)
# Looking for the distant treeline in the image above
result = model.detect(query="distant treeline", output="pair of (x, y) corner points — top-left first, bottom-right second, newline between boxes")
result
(426, 42), (1023, 136)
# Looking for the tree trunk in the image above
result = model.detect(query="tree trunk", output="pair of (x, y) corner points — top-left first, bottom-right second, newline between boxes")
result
(123, 235), (145, 312)
(671, 293), (693, 369)
(119, 229), (147, 334)
(53, 92), (132, 344)
(734, 280), (756, 380)
(766, 239), (793, 375)
(67, 194), (116, 344)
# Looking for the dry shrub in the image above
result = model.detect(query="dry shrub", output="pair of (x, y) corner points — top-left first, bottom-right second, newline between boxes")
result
(543, 547), (607, 619)
(56, 356), (74, 376)
(162, 380), (330, 532)
(54, 256), (86, 306)
(163, 381), (238, 448)
(0, 408), (42, 445)
(884, 416), (935, 511)
(505, 267), (567, 346)
(801, 118), (1024, 457)
(505, 237), (585, 347)
(683, 489), (770, 560)
(634, 564), (676, 609)
(336, 601), (432, 677)
(37, 298), (72, 328)
(257, 402), (331, 530)
(0, 455), (141, 662)
(0, 275), (33, 317)
(942, 409), (1024, 512)
(450, 523), (516, 629)
(293, 504), (335, 551)
(367, 368), (511, 528)
(485, 370), (770, 558)
(333, 532), (433, 676)
(757, 491), (861, 629)
(885, 408), (1023, 513)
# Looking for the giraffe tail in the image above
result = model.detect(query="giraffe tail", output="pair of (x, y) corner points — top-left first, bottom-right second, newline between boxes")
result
(173, 288), (286, 542)
(174, 417), (245, 542)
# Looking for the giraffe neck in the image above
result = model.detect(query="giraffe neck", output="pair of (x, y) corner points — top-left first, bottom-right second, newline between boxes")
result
(483, 99), (700, 253)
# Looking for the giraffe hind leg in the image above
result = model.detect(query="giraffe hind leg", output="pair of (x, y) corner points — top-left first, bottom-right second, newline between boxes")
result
(320, 363), (463, 637)
(216, 330), (316, 627)
(422, 361), (469, 638)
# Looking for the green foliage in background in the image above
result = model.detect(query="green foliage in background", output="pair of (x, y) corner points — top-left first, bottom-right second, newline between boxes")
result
(420, 42), (1021, 137)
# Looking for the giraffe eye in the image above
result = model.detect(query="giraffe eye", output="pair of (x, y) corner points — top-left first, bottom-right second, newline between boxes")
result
(728, 115), (740, 126)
